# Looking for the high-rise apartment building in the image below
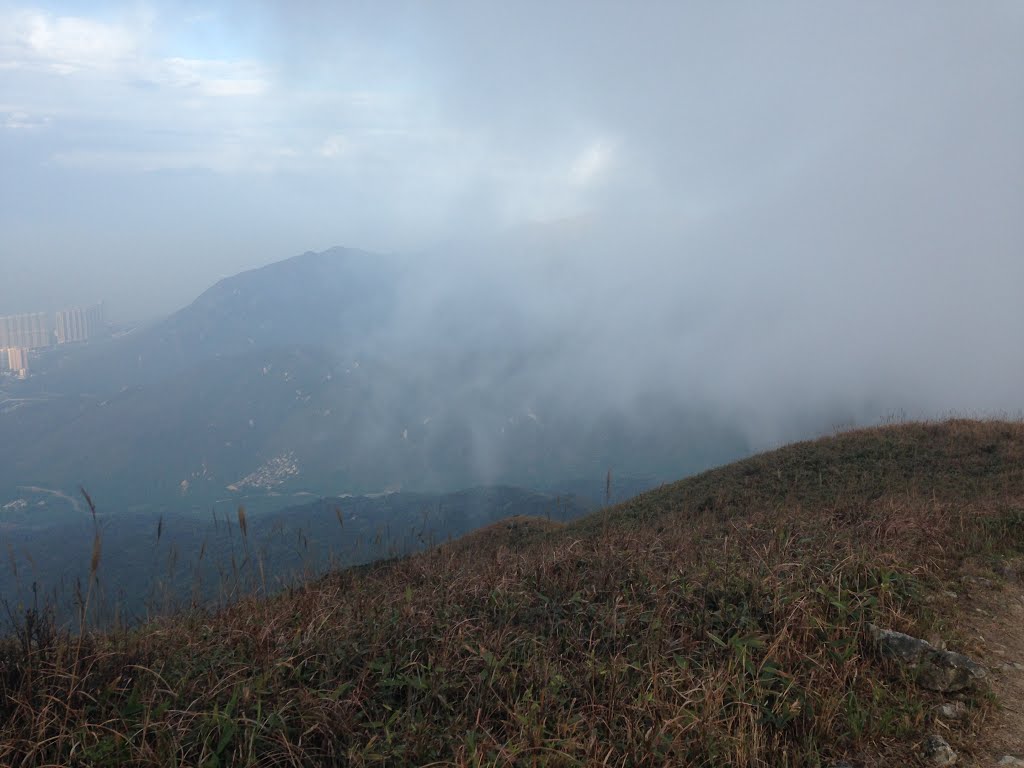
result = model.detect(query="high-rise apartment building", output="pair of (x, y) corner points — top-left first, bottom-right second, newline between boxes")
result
(0, 312), (52, 350)
(55, 302), (105, 344)
(5, 346), (29, 377)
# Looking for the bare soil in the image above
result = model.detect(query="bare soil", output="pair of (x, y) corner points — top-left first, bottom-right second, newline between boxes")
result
(964, 573), (1024, 767)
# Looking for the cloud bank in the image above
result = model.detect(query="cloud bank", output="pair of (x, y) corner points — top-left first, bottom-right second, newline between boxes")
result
(0, 1), (1021, 444)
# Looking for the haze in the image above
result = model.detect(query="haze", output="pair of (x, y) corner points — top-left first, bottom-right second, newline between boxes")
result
(1, 1), (1022, 441)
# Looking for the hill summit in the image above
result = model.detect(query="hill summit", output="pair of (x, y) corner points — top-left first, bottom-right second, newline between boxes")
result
(2, 419), (1023, 765)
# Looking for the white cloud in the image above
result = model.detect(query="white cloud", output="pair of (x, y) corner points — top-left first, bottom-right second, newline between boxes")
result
(476, 138), (622, 224)
(49, 144), (290, 174)
(0, 6), (281, 173)
(0, 9), (268, 98)
(0, 9), (138, 74)
(0, 6), (439, 178)
(319, 134), (352, 158)
(156, 57), (268, 97)
(49, 148), (220, 173)
(3, 110), (50, 129)
(568, 139), (615, 187)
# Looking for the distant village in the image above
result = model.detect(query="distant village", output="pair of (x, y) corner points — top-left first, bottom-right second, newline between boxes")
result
(0, 303), (106, 379)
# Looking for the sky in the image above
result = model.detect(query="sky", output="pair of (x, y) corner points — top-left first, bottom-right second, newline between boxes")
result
(1, 1), (1023, 432)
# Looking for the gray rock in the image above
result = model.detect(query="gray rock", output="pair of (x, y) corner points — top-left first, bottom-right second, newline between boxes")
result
(917, 648), (988, 692)
(936, 701), (967, 720)
(870, 624), (930, 664)
(921, 734), (957, 765)
(998, 757), (1024, 767)
(868, 624), (987, 693)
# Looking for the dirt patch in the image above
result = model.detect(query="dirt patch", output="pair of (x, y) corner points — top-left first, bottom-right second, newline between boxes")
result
(961, 574), (1024, 767)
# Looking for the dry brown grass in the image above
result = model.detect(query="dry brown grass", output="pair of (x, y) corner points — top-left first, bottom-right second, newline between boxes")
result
(1, 419), (1022, 766)
(439, 515), (565, 557)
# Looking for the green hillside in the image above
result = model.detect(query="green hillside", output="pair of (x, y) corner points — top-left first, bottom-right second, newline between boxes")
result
(2, 419), (1023, 766)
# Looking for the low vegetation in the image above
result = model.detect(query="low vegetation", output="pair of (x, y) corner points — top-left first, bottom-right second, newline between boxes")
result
(2, 419), (1023, 766)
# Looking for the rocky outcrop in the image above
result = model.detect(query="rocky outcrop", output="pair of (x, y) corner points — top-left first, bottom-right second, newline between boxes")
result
(868, 624), (987, 693)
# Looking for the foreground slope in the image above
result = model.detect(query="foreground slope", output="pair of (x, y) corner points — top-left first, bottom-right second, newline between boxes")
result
(2, 420), (1023, 766)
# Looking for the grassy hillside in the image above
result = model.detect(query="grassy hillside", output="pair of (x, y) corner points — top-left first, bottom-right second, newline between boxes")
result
(2, 420), (1023, 766)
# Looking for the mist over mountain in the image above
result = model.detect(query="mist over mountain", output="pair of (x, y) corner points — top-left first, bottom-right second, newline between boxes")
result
(3, 2), (1021, 523)
(0, 245), (754, 522)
